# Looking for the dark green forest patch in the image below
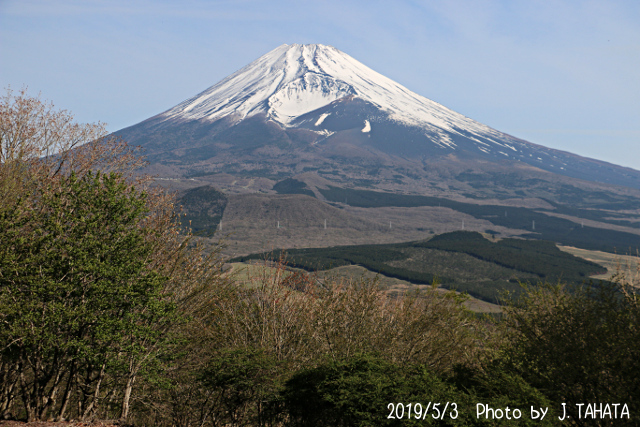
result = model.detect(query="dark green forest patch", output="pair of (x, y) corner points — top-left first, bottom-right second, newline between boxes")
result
(178, 185), (228, 236)
(273, 178), (316, 197)
(232, 231), (606, 303)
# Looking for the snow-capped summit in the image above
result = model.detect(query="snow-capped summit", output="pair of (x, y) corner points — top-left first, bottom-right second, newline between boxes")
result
(166, 44), (356, 126)
(157, 44), (550, 159)
(162, 44), (485, 131)
(116, 44), (640, 190)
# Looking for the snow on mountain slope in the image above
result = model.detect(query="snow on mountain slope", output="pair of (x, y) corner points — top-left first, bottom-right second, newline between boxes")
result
(165, 44), (354, 125)
(161, 44), (504, 144)
(116, 43), (640, 190)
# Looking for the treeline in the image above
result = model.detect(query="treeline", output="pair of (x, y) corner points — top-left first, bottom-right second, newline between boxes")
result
(456, 172), (640, 211)
(543, 198), (640, 229)
(234, 244), (506, 300)
(273, 178), (315, 197)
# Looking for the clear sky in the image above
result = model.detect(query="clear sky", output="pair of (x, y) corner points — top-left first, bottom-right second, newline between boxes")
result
(2, 0), (639, 170)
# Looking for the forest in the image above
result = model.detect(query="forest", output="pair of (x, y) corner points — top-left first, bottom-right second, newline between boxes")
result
(1, 90), (639, 426)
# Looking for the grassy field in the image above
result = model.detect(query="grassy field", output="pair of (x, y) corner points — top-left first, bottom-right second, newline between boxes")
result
(213, 193), (445, 258)
(224, 262), (502, 313)
(558, 245), (639, 283)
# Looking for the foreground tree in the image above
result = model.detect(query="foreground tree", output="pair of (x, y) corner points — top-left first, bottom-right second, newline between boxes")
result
(0, 89), (228, 423)
(281, 352), (555, 427)
(0, 171), (177, 421)
(498, 281), (640, 426)
(0, 87), (144, 207)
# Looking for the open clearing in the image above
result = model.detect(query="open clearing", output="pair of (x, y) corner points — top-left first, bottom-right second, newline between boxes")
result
(558, 245), (639, 282)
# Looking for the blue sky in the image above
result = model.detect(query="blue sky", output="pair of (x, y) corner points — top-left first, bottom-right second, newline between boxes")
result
(2, 0), (639, 170)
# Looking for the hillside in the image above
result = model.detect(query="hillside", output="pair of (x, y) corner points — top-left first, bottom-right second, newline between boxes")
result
(217, 193), (434, 256)
(167, 178), (640, 259)
(118, 44), (640, 198)
(125, 42), (640, 264)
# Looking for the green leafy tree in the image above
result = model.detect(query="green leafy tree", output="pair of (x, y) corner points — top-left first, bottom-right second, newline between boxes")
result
(198, 348), (281, 426)
(280, 353), (468, 427)
(0, 171), (175, 422)
(282, 353), (557, 427)
(498, 282), (640, 426)
(0, 90), (229, 425)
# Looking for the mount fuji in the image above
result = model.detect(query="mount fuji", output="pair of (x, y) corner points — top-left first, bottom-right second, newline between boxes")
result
(116, 43), (640, 194)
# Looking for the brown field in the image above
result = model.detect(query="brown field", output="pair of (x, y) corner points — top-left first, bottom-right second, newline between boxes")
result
(212, 193), (527, 258)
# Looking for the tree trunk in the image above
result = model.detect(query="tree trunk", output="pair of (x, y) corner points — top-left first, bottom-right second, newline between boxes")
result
(81, 362), (106, 421)
(0, 381), (15, 419)
(119, 372), (136, 421)
(56, 371), (75, 422)
(19, 370), (36, 422)
(40, 361), (65, 421)
(0, 361), (18, 419)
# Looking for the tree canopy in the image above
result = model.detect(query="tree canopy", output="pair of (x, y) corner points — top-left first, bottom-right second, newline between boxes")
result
(0, 171), (178, 421)
(0, 89), (225, 423)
